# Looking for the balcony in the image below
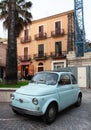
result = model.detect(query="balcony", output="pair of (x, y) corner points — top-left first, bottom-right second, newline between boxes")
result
(35, 32), (47, 40)
(51, 29), (64, 38)
(19, 55), (31, 62)
(34, 53), (47, 61)
(50, 51), (67, 59)
(21, 36), (31, 43)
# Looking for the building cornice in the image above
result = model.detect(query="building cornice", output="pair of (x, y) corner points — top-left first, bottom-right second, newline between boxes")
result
(32, 10), (74, 24)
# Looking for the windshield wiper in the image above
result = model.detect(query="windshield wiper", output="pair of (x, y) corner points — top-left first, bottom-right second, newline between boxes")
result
(38, 79), (46, 84)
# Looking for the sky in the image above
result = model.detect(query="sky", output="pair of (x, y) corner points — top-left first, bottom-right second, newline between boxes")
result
(0, 0), (91, 40)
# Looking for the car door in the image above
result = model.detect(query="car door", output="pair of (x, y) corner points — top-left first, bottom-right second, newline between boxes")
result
(57, 73), (74, 110)
(70, 74), (79, 102)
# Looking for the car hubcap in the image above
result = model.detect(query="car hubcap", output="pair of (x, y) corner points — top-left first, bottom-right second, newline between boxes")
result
(48, 108), (55, 118)
(78, 97), (81, 104)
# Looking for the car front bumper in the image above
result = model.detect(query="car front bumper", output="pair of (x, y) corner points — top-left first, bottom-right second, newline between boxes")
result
(10, 104), (43, 116)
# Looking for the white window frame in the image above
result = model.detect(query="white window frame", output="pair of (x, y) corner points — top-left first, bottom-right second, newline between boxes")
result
(51, 60), (66, 70)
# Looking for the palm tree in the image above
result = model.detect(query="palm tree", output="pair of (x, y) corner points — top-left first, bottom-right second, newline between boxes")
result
(0, 0), (32, 37)
(6, 0), (17, 84)
(0, 0), (32, 84)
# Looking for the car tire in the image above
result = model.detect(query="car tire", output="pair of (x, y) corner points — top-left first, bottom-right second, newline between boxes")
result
(43, 103), (58, 124)
(75, 94), (82, 107)
(12, 108), (20, 115)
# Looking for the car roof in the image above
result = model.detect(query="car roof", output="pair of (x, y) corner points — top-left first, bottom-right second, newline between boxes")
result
(37, 70), (72, 74)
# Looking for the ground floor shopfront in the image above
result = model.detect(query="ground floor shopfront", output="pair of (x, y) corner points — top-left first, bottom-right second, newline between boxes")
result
(0, 67), (6, 80)
(18, 58), (67, 80)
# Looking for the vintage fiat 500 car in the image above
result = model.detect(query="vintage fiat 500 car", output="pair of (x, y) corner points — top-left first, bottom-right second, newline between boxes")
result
(10, 71), (82, 124)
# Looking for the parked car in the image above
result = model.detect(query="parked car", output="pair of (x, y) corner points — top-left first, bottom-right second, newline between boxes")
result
(10, 71), (82, 124)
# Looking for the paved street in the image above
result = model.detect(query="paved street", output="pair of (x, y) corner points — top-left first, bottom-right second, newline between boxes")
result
(0, 89), (91, 130)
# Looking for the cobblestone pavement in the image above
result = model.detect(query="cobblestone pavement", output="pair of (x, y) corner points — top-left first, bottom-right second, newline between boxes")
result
(0, 89), (91, 130)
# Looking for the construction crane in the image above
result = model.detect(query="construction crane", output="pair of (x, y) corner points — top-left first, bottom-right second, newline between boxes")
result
(67, 0), (85, 57)
(74, 0), (85, 57)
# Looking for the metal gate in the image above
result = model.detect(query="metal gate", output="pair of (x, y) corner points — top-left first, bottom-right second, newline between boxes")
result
(64, 66), (91, 88)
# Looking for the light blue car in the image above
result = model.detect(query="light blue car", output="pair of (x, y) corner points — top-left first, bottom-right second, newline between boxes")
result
(10, 71), (82, 124)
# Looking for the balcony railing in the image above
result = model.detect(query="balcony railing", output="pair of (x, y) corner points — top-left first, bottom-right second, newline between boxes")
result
(51, 29), (64, 37)
(35, 32), (47, 40)
(21, 36), (31, 43)
(50, 51), (67, 59)
(34, 53), (47, 60)
(19, 55), (31, 62)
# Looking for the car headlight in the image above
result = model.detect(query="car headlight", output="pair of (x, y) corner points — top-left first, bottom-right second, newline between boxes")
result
(10, 94), (15, 100)
(32, 98), (38, 105)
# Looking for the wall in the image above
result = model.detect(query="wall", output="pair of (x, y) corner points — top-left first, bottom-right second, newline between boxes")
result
(0, 88), (16, 102)
(65, 66), (91, 88)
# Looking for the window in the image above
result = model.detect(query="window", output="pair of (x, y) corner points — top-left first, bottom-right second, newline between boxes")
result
(24, 47), (28, 59)
(55, 21), (61, 34)
(54, 62), (64, 70)
(31, 72), (58, 85)
(55, 41), (62, 56)
(59, 74), (71, 85)
(39, 25), (44, 36)
(38, 44), (44, 57)
(71, 74), (77, 84)
(38, 62), (44, 72)
(24, 29), (29, 41)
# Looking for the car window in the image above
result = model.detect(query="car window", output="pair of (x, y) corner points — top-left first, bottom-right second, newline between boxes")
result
(71, 74), (77, 84)
(31, 72), (58, 85)
(59, 74), (71, 85)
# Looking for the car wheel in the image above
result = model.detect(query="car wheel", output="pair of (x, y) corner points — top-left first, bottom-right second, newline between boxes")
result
(75, 94), (82, 107)
(43, 103), (58, 124)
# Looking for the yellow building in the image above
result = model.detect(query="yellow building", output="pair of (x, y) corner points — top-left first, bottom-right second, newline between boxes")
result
(17, 10), (74, 79)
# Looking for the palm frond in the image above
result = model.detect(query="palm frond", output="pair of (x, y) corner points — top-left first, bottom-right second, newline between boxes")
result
(17, 0), (25, 5)
(22, 1), (32, 9)
(3, 18), (8, 29)
(0, 0), (32, 37)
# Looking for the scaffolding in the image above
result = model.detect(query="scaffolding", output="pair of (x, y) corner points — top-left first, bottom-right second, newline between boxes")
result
(74, 0), (85, 57)
(67, 12), (74, 52)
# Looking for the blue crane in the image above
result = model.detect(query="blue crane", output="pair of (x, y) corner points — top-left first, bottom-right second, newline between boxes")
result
(74, 0), (85, 57)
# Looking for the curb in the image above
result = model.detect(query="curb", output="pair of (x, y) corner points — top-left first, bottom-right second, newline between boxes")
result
(0, 88), (17, 102)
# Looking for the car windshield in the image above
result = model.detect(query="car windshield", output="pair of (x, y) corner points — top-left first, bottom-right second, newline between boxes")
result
(31, 72), (58, 85)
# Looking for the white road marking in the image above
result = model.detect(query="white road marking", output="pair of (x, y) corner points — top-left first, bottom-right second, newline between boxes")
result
(0, 118), (21, 121)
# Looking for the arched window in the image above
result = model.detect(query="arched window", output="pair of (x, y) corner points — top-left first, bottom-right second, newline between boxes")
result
(38, 62), (44, 72)
(38, 62), (43, 66)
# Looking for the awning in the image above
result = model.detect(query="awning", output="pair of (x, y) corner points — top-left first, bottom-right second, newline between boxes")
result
(20, 61), (30, 66)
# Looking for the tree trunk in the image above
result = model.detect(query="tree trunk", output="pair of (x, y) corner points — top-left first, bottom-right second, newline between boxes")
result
(6, 0), (17, 84)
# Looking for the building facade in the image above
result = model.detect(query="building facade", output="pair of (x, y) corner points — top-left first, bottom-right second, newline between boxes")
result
(0, 10), (91, 83)
(0, 38), (7, 79)
(17, 10), (74, 79)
